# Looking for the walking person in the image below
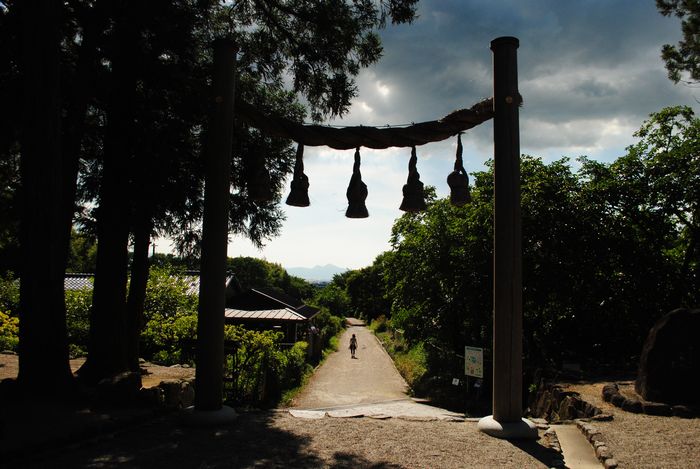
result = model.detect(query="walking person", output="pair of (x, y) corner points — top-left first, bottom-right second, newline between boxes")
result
(349, 333), (358, 358)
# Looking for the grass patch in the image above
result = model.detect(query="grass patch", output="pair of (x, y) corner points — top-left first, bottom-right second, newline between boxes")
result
(372, 321), (427, 391)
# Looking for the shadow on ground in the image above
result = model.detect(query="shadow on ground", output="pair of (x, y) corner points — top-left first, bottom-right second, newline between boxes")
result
(7, 410), (400, 469)
(509, 438), (562, 468)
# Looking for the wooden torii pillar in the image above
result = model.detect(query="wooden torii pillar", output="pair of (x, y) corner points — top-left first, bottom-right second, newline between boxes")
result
(183, 39), (238, 425)
(477, 37), (537, 439)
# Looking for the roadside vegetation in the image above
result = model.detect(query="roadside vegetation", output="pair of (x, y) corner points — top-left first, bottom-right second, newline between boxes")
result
(370, 316), (427, 392)
(0, 258), (346, 407)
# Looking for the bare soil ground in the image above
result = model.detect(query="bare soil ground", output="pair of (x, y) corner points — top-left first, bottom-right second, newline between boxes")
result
(14, 411), (557, 468)
(5, 351), (699, 467)
(0, 352), (195, 387)
(1, 338), (557, 468)
(562, 380), (700, 469)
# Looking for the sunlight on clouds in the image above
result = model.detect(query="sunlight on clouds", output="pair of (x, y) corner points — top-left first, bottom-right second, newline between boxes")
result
(521, 117), (637, 163)
(376, 81), (390, 97)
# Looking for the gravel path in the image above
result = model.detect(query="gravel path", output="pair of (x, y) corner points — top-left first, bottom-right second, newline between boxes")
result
(14, 411), (556, 468)
(2, 330), (563, 468)
(292, 324), (408, 409)
(565, 381), (700, 469)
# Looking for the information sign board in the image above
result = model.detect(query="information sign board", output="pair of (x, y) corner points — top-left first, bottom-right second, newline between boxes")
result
(464, 346), (484, 378)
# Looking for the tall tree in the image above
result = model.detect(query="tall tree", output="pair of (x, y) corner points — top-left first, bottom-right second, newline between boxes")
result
(78, 0), (142, 382)
(77, 0), (418, 383)
(16, 0), (73, 393)
(657, 0), (700, 83)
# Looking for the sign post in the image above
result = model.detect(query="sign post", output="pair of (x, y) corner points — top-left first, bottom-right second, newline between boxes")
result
(464, 346), (484, 379)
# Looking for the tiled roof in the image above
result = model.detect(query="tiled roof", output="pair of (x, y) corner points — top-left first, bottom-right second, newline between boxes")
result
(181, 273), (236, 296)
(64, 274), (94, 291)
(63, 272), (234, 296)
(224, 308), (307, 322)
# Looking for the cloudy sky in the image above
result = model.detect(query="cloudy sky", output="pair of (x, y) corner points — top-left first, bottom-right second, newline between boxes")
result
(158, 0), (699, 271)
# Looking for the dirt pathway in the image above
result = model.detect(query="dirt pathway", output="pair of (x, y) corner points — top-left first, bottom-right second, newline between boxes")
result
(292, 323), (408, 409)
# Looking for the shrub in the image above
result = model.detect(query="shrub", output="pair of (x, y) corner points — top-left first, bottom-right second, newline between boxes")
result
(141, 312), (198, 365)
(65, 288), (92, 357)
(140, 267), (200, 364)
(369, 314), (389, 333)
(312, 307), (344, 349)
(0, 310), (19, 351)
(0, 272), (19, 315)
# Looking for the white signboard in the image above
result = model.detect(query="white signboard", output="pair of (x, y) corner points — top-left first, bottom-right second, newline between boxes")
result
(464, 346), (484, 378)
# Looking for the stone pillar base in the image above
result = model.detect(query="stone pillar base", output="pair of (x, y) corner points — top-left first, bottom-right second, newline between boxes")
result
(477, 415), (538, 439)
(181, 405), (237, 426)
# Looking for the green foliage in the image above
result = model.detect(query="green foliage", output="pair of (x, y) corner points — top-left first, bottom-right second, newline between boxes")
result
(64, 287), (93, 358)
(66, 229), (97, 273)
(657, 0), (700, 83)
(140, 267), (199, 364)
(344, 254), (392, 320)
(375, 329), (427, 390)
(0, 272), (19, 315)
(311, 307), (344, 350)
(369, 315), (389, 333)
(223, 324), (312, 405)
(381, 109), (700, 373)
(0, 310), (19, 351)
(227, 256), (316, 300)
(311, 284), (350, 317)
(142, 313), (198, 365)
(143, 268), (198, 320)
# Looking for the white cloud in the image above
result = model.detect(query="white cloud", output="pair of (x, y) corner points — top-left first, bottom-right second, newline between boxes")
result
(160, 1), (700, 270)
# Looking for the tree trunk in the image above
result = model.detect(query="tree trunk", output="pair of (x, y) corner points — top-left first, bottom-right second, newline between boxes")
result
(17, 0), (74, 395)
(126, 213), (151, 373)
(78, 1), (138, 383)
(60, 2), (105, 260)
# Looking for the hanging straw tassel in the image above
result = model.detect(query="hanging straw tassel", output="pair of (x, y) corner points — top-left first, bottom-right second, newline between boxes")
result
(345, 147), (369, 218)
(447, 133), (471, 207)
(286, 143), (310, 207)
(399, 146), (427, 212)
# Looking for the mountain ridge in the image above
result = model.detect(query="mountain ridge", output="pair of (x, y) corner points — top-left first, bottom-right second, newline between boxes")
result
(287, 264), (348, 282)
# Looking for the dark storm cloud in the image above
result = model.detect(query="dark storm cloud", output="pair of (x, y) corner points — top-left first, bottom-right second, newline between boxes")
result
(353, 0), (699, 158)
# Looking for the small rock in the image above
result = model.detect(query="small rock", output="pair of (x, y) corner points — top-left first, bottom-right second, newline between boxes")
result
(604, 458), (618, 469)
(596, 445), (612, 460)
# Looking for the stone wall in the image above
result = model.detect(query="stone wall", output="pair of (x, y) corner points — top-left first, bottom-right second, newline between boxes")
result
(530, 382), (608, 422)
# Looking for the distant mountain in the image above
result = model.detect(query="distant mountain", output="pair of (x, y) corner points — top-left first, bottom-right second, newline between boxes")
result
(287, 264), (348, 282)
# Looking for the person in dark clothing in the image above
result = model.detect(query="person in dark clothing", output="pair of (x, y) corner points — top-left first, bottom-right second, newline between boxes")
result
(349, 333), (357, 358)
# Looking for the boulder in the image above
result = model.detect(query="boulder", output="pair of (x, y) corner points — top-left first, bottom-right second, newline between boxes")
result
(158, 379), (195, 409)
(620, 397), (642, 413)
(671, 404), (695, 419)
(635, 308), (700, 406)
(601, 383), (618, 402)
(95, 371), (142, 406)
(642, 401), (672, 416)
